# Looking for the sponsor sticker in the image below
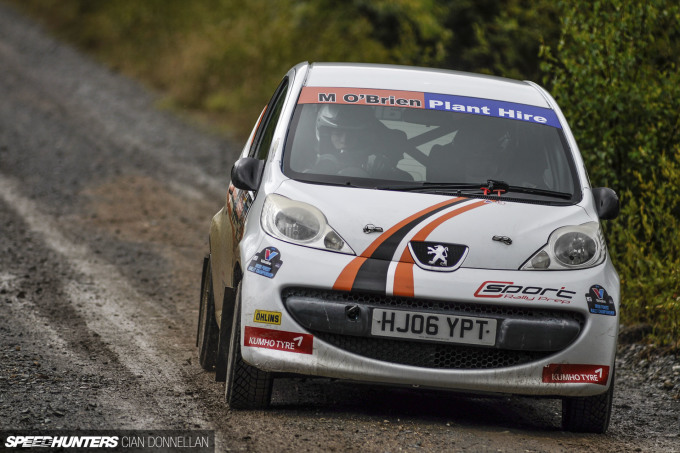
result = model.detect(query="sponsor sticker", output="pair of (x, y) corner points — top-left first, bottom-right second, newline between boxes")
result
(542, 364), (610, 385)
(586, 284), (616, 316)
(424, 93), (562, 128)
(247, 247), (283, 278)
(474, 281), (575, 303)
(298, 87), (562, 128)
(253, 310), (282, 325)
(244, 326), (313, 355)
(299, 87), (424, 108)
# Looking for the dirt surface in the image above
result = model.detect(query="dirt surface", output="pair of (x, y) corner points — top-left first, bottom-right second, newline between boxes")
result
(0, 3), (678, 452)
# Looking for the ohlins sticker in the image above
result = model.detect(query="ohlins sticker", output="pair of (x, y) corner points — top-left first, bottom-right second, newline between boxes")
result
(244, 326), (313, 354)
(254, 310), (282, 325)
(299, 87), (561, 128)
(334, 198), (483, 294)
(247, 247), (282, 278)
(542, 364), (610, 386)
(474, 281), (576, 303)
(586, 284), (616, 316)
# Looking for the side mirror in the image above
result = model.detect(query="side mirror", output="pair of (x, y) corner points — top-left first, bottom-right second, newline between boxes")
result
(592, 187), (619, 220)
(231, 157), (264, 191)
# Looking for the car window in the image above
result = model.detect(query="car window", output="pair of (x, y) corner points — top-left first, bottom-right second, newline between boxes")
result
(282, 88), (579, 203)
(250, 78), (289, 161)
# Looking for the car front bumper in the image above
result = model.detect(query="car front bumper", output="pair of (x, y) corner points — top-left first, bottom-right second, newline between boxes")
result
(238, 237), (620, 398)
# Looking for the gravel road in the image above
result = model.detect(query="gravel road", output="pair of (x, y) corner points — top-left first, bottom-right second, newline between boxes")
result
(0, 3), (678, 452)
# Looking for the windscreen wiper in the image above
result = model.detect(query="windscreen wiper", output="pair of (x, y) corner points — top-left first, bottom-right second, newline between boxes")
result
(502, 185), (573, 200)
(376, 179), (573, 200)
(374, 182), (482, 192)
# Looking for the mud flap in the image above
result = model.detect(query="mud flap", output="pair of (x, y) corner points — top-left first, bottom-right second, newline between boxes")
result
(196, 256), (209, 347)
(215, 286), (236, 382)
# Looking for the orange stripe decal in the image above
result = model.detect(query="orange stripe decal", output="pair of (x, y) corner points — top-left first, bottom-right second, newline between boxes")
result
(392, 200), (488, 296)
(333, 198), (465, 292)
(412, 200), (488, 242)
(393, 248), (415, 297)
(333, 256), (367, 291)
(360, 198), (462, 258)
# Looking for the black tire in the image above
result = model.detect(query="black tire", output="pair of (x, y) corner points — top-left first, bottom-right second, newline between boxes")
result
(562, 367), (615, 433)
(225, 284), (273, 409)
(197, 257), (219, 371)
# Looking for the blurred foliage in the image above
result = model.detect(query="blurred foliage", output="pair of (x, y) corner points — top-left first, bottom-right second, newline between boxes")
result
(541, 0), (680, 347)
(443, 0), (560, 80)
(11, 0), (454, 135)
(10, 0), (558, 136)
(9, 0), (679, 345)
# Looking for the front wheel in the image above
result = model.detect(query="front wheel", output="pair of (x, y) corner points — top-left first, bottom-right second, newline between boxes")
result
(225, 284), (273, 409)
(562, 367), (615, 433)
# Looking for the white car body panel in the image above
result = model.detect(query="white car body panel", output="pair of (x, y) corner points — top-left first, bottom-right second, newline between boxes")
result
(236, 234), (619, 396)
(270, 180), (595, 270)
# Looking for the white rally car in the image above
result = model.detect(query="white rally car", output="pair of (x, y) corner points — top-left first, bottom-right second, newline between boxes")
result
(196, 62), (620, 433)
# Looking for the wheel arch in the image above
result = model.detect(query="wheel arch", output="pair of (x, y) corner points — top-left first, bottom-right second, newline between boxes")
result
(209, 206), (236, 321)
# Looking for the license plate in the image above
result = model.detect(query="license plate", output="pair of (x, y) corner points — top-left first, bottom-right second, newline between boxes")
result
(371, 308), (497, 346)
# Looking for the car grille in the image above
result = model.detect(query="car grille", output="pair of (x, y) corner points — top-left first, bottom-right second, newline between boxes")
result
(281, 287), (584, 370)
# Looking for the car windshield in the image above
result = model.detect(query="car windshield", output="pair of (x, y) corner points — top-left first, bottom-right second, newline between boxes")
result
(282, 89), (579, 203)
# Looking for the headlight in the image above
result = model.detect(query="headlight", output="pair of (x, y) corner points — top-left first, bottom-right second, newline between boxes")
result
(261, 194), (355, 255)
(521, 222), (606, 270)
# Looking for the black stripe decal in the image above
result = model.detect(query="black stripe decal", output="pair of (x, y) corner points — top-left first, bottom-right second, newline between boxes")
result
(351, 198), (468, 293)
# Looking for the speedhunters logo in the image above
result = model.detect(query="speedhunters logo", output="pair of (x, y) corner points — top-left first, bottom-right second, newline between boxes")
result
(474, 281), (576, 303)
(1, 430), (214, 451)
(4, 436), (119, 448)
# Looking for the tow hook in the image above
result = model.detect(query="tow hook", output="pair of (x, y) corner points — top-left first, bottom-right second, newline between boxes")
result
(345, 305), (361, 321)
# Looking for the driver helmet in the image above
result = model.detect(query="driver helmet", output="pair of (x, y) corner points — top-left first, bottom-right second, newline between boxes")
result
(315, 104), (372, 153)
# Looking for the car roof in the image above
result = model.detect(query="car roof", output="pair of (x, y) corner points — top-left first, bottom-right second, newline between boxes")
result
(304, 62), (551, 108)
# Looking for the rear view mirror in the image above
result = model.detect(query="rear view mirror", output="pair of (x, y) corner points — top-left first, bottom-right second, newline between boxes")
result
(231, 157), (264, 191)
(592, 187), (619, 220)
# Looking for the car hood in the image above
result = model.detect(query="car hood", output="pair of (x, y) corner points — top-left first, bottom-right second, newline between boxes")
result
(273, 180), (594, 270)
